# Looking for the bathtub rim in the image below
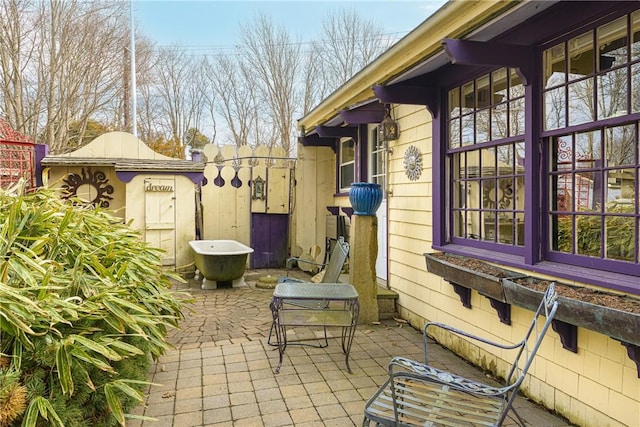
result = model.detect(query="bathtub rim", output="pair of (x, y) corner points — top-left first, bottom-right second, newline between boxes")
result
(189, 239), (254, 256)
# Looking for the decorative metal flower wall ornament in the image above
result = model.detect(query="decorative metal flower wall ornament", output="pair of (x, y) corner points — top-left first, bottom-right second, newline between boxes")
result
(403, 145), (423, 181)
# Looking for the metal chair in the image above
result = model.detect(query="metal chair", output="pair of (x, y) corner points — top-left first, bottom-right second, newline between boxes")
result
(279, 236), (349, 286)
(267, 236), (350, 346)
(363, 283), (558, 427)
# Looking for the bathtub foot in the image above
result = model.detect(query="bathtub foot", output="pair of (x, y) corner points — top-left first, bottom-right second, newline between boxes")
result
(201, 278), (217, 290)
(232, 277), (247, 288)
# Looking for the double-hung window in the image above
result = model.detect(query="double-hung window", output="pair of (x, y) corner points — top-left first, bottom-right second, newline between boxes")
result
(447, 68), (526, 249)
(338, 137), (355, 192)
(443, 8), (640, 280)
(543, 11), (640, 271)
(369, 125), (386, 189)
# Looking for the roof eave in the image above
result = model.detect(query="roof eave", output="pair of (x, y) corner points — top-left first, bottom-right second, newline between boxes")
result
(298, 0), (519, 131)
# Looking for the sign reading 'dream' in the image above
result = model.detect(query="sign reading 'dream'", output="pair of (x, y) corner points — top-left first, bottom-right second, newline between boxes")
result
(145, 183), (174, 192)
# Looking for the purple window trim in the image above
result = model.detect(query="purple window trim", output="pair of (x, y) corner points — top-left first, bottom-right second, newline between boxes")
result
(358, 124), (368, 182)
(433, 4), (640, 291)
(335, 124), (370, 194)
(541, 112), (640, 138)
(336, 137), (356, 193)
(433, 90), (445, 248)
(449, 236), (526, 257)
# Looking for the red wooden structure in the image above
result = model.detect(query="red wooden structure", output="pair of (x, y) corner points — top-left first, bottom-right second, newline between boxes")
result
(0, 118), (37, 189)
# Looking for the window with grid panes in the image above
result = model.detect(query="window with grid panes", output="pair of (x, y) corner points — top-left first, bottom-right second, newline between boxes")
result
(448, 68), (526, 247)
(543, 11), (640, 268)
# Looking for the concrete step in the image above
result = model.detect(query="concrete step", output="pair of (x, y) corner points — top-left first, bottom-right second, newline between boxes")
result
(377, 286), (398, 320)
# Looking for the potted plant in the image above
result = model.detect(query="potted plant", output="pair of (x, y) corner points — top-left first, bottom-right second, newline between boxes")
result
(349, 182), (383, 216)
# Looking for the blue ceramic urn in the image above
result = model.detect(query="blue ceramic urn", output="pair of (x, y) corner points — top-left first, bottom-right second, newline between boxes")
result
(349, 182), (383, 216)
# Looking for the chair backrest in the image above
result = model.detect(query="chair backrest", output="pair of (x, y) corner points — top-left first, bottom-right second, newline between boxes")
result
(321, 237), (349, 283)
(506, 282), (558, 388)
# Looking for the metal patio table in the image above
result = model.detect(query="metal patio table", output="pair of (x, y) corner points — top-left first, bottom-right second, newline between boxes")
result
(270, 282), (360, 373)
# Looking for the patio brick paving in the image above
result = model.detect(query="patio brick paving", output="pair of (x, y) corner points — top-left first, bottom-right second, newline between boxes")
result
(128, 269), (574, 426)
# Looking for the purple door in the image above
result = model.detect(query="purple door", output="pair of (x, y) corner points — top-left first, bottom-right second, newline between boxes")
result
(251, 213), (289, 268)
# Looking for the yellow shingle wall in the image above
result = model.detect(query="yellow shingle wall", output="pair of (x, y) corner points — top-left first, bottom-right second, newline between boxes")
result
(389, 106), (640, 427)
(386, 103), (435, 324)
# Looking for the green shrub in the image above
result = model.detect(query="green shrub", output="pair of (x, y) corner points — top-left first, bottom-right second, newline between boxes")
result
(0, 181), (189, 426)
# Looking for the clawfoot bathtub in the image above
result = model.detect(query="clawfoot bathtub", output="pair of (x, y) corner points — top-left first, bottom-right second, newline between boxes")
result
(189, 240), (254, 289)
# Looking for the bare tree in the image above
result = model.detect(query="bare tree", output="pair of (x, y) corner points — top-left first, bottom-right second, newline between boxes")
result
(239, 14), (301, 156)
(150, 46), (208, 157)
(313, 9), (391, 100)
(204, 55), (256, 147)
(0, 0), (38, 136)
(300, 46), (324, 116)
(0, 0), (130, 153)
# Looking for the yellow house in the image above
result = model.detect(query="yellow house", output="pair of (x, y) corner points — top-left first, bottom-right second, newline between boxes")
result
(41, 131), (205, 269)
(296, 1), (640, 425)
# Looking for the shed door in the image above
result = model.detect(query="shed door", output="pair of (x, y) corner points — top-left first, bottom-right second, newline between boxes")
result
(144, 177), (176, 266)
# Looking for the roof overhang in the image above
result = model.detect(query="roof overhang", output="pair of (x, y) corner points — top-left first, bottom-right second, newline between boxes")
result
(298, 99), (386, 150)
(41, 157), (204, 172)
(298, 0), (559, 133)
(41, 157), (206, 184)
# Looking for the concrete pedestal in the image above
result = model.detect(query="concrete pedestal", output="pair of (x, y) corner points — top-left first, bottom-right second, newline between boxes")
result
(348, 215), (379, 324)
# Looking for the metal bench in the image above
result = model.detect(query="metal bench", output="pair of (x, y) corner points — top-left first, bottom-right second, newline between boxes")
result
(363, 283), (558, 426)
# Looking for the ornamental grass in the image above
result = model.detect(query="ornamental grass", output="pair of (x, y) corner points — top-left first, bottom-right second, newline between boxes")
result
(0, 181), (189, 426)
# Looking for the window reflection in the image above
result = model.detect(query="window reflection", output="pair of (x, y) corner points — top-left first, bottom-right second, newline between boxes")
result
(606, 124), (635, 167)
(598, 68), (628, 119)
(568, 79), (594, 126)
(461, 115), (474, 146)
(339, 138), (355, 190)
(632, 10), (640, 61)
(544, 44), (566, 87)
(633, 63), (640, 113)
(549, 122), (639, 262)
(569, 32), (594, 79)
(598, 17), (627, 72)
(576, 214), (601, 256)
(449, 87), (461, 118)
(544, 87), (566, 130)
(509, 98), (525, 137)
(491, 104), (507, 140)
(605, 169), (636, 210)
(606, 216), (635, 261)
(544, 15), (639, 130)
(450, 141), (525, 246)
(476, 109), (490, 143)
(449, 117), (461, 149)
(575, 130), (602, 168)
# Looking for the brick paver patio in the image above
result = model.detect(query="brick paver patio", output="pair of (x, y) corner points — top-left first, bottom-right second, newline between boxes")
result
(129, 269), (573, 426)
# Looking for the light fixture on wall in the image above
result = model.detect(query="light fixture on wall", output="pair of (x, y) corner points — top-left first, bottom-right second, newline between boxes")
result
(379, 106), (399, 141)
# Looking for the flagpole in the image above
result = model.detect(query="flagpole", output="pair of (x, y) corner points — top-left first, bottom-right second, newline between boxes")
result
(130, 0), (138, 137)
